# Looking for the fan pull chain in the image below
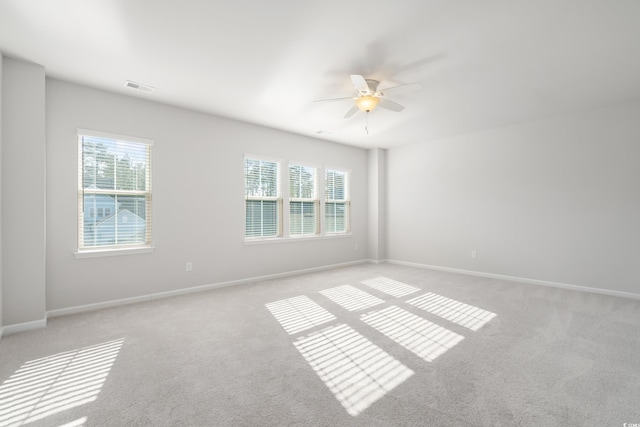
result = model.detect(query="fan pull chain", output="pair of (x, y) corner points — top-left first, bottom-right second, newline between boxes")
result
(365, 111), (369, 135)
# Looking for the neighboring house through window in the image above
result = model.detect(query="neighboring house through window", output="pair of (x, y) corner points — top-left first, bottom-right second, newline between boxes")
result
(78, 130), (153, 251)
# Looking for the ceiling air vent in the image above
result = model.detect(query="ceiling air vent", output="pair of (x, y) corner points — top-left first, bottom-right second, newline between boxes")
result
(125, 80), (154, 93)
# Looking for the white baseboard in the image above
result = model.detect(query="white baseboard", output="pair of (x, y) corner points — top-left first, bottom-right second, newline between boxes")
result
(24, 257), (637, 332)
(147, 259), (368, 302)
(47, 295), (152, 318)
(1, 318), (48, 336)
(47, 259), (369, 318)
(385, 259), (640, 300)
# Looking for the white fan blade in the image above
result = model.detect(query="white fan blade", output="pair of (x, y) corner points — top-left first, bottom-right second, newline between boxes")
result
(378, 98), (405, 112)
(343, 104), (359, 118)
(314, 96), (353, 103)
(350, 75), (370, 94)
(378, 82), (422, 96)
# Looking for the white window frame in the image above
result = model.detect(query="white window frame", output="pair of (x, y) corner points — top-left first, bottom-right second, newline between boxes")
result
(288, 161), (320, 237)
(325, 167), (351, 235)
(244, 155), (284, 240)
(244, 155), (352, 244)
(75, 129), (154, 258)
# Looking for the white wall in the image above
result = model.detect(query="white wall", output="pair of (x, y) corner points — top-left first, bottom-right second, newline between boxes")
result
(367, 148), (386, 261)
(46, 79), (368, 311)
(0, 52), (3, 336)
(2, 57), (47, 325)
(387, 101), (640, 295)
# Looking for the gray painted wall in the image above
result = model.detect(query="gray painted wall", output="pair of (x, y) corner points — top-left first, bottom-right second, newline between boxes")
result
(46, 79), (368, 311)
(367, 148), (386, 261)
(386, 101), (640, 295)
(3, 58), (638, 331)
(2, 57), (47, 325)
(0, 52), (3, 334)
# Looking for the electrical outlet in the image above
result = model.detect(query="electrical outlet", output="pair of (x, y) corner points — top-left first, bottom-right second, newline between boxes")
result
(471, 251), (477, 259)
(186, 262), (193, 271)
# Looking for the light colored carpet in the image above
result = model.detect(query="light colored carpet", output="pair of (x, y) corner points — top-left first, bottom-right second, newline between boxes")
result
(1, 263), (639, 426)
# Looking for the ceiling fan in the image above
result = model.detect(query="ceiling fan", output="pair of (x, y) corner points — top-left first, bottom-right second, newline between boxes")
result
(315, 74), (422, 119)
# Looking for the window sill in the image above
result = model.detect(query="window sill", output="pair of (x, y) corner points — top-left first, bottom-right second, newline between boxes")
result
(74, 246), (155, 259)
(244, 233), (352, 245)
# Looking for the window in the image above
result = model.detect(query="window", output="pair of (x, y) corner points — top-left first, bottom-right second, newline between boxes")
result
(78, 130), (153, 251)
(325, 169), (350, 233)
(245, 157), (282, 238)
(289, 164), (319, 236)
(244, 156), (351, 241)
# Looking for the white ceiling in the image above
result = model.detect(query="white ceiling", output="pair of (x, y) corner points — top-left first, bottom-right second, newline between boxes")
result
(1, 0), (639, 149)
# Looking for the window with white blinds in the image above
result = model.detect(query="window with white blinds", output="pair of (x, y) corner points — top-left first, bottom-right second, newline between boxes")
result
(244, 155), (351, 241)
(289, 164), (319, 236)
(78, 130), (153, 251)
(325, 169), (350, 234)
(245, 157), (282, 238)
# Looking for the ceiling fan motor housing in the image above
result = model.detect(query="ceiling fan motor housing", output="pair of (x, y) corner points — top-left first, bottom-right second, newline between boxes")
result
(363, 79), (379, 94)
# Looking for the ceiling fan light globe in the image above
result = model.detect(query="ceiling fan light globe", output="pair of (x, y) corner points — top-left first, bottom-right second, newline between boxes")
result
(355, 96), (380, 112)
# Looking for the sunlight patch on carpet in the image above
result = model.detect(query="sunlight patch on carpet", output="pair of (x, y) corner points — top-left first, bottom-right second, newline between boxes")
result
(0, 339), (124, 427)
(319, 285), (384, 312)
(360, 277), (420, 298)
(57, 416), (87, 426)
(266, 295), (336, 335)
(361, 306), (464, 362)
(294, 324), (413, 416)
(407, 293), (496, 331)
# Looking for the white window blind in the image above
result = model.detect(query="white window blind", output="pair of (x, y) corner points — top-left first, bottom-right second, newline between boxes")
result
(325, 169), (350, 233)
(289, 164), (319, 236)
(78, 131), (153, 251)
(245, 157), (282, 238)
